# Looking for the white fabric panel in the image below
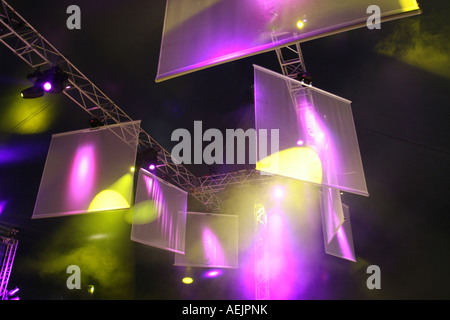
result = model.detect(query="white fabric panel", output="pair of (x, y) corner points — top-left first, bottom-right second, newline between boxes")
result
(32, 121), (140, 218)
(254, 65), (368, 196)
(320, 198), (356, 262)
(156, 0), (420, 81)
(130, 169), (187, 254)
(174, 212), (238, 268)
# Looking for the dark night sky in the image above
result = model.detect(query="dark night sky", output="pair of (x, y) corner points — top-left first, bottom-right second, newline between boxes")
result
(1, 0), (450, 301)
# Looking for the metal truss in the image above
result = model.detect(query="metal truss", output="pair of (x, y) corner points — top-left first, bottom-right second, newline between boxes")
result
(254, 202), (270, 300)
(273, 33), (307, 80)
(193, 35), (308, 212)
(0, 225), (18, 300)
(193, 169), (275, 212)
(272, 31), (308, 109)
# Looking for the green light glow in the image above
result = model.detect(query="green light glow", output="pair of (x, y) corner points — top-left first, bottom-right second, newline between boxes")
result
(88, 190), (129, 212)
(88, 174), (133, 212)
(0, 89), (60, 134)
(375, 4), (450, 80)
(128, 200), (158, 225)
(25, 208), (136, 299)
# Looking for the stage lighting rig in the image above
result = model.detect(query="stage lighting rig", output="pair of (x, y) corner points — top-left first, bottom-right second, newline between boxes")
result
(297, 72), (312, 86)
(20, 66), (69, 98)
(89, 117), (104, 128)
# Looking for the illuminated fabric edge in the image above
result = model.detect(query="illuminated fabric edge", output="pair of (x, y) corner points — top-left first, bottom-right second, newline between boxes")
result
(50, 120), (141, 138)
(137, 167), (189, 195)
(130, 236), (186, 254)
(155, 9), (421, 82)
(255, 169), (369, 197)
(321, 201), (356, 262)
(30, 206), (131, 220)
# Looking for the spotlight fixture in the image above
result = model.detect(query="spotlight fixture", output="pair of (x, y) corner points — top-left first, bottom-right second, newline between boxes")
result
(20, 85), (44, 98)
(43, 81), (52, 91)
(20, 66), (69, 98)
(137, 147), (159, 171)
(89, 117), (104, 128)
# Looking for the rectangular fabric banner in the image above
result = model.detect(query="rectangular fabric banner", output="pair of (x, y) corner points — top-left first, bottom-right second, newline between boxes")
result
(174, 212), (238, 268)
(131, 169), (188, 254)
(254, 65), (368, 196)
(32, 121), (140, 218)
(156, 0), (420, 81)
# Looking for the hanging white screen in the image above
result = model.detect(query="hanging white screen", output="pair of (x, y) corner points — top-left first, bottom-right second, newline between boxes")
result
(130, 169), (187, 254)
(32, 121), (140, 218)
(320, 189), (356, 262)
(174, 212), (238, 268)
(320, 187), (345, 245)
(156, 0), (420, 81)
(254, 65), (368, 196)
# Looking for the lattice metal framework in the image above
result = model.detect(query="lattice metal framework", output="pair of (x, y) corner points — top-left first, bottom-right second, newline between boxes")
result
(0, 225), (18, 300)
(194, 169), (274, 211)
(254, 202), (270, 300)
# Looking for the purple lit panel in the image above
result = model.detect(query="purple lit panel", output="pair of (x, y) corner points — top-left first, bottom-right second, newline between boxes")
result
(320, 191), (356, 262)
(254, 65), (368, 196)
(156, 0), (420, 81)
(130, 169), (187, 253)
(174, 212), (238, 268)
(32, 121), (140, 218)
(0, 200), (7, 215)
(320, 187), (344, 244)
(68, 144), (96, 208)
